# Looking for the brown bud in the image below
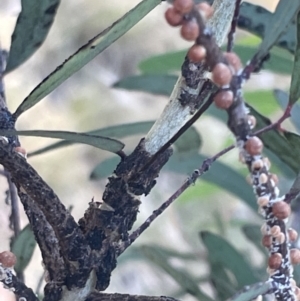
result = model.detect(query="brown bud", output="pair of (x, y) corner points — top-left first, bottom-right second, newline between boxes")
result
(290, 278), (297, 288)
(224, 52), (242, 73)
(270, 225), (281, 237)
(272, 201), (291, 220)
(197, 2), (214, 19)
(181, 20), (199, 41)
(0, 251), (17, 268)
(288, 228), (298, 242)
(275, 232), (285, 244)
(245, 136), (263, 156)
(214, 90), (234, 109)
(257, 196), (269, 207)
(268, 253), (282, 270)
(14, 146), (27, 159)
(165, 7), (183, 26)
(291, 249), (300, 265)
(259, 173), (268, 184)
(266, 266), (276, 275)
(262, 235), (272, 248)
(188, 45), (207, 62)
(295, 287), (300, 301)
(173, 0), (194, 14)
(211, 63), (232, 87)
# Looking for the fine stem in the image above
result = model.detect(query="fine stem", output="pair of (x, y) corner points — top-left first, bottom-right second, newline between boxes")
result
(227, 0), (242, 52)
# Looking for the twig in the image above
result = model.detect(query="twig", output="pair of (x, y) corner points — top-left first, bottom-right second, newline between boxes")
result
(254, 104), (292, 136)
(227, 0), (242, 52)
(0, 48), (7, 109)
(86, 292), (181, 301)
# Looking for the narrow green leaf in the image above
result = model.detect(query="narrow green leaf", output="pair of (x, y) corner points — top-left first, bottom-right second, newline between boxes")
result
(253, 0), (300, 65)
(141, 245), (214, 301)
(242, 224), (267, 256)
(11, 224), (36, 273)
(113, 74), (178, 95)
(0, 129), (124, 154)
(6, 0), (60, 73)
(28, 121), (154, 157)
(289, 11), (300, 105)
(273, 89), (300, 132)
(229, 281), (273, 301)
(14, 0), (161, 118)
(200, 232), (259, 288)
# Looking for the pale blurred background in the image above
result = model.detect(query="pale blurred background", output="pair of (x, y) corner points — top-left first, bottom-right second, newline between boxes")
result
(0, 0), (284, 300)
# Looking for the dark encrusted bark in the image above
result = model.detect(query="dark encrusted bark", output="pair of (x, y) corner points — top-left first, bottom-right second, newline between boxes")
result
(79, 138), (172, 290)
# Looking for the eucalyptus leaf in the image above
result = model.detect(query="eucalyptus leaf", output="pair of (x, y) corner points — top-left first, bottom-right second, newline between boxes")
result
(11, 224), (36, 274)
(289, 11), (300, 105)
(113, 74), (178, 95)
(141, 245), (214, 301)
(200, 232), (259, 288)
(14, 0), (161, 118)
(0, 129), (124, 154)
(6, 0), (60, 73)
(28, 121), (154, 157)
